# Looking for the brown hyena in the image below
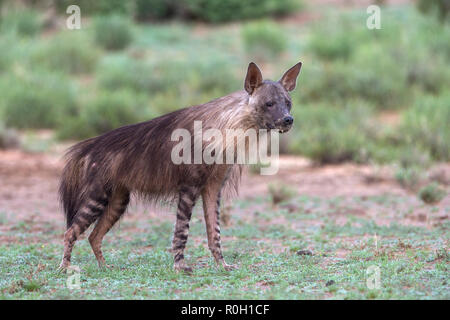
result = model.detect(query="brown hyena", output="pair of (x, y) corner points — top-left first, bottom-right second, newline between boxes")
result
(59, 62), (302, 273)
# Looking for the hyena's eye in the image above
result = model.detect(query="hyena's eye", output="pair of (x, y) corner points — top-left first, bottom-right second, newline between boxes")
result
(265, 101), (274, 107)
(286, 100), (292, 109)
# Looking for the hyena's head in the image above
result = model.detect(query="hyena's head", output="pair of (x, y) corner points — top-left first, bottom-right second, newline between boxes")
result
(244, 62), (302, 133)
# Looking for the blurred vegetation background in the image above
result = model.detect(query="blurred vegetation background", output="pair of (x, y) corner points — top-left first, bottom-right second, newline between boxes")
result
(0, 0), (448, 177)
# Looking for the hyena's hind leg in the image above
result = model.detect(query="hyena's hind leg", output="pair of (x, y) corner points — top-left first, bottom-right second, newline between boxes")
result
(172, 185), (200, 273)
(88, 188), (130, 268)
(59, 186), (111, 271)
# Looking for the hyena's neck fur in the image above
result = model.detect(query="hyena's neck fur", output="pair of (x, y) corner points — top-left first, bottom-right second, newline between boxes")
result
(189, 90), (256, 132)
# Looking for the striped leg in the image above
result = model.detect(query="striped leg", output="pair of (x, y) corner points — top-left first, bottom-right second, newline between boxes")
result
(202, 183), (236, 271)
(59, 187), (110, 270)
(172, 186), (199, 273)
(88, 189), (130, 268)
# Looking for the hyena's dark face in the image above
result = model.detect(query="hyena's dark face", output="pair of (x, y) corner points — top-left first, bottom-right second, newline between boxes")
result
(244, 62), (302, 133)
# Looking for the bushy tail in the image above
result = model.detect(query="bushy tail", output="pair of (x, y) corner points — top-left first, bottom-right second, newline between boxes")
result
(59, 142), (92, 229)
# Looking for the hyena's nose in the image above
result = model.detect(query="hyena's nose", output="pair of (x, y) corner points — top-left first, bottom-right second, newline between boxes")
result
(283, 116), (294, 126)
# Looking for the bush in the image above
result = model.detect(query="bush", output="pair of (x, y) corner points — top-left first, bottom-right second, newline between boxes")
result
(308, 25), (354, 61)
(54, 0), (133, 16)
(0, 72), (78, 129)
(288, 104), (373, 164)
(268, 182), (297, 205)
(0, 8), (42, 37)
(32, 32), (99, 74)
(398, 93), (450, 161)
(134, 0), (175, 21)
(93, 15), (133, 51)
(296, 56), (407, 110)
(417, 0), (450, 22)
(58, 90), (148, 140)
(96, 54), (238, 96)
(185, 0), (300, 23)
(418, 183), (446, 204)
(242, 20), (287, 60)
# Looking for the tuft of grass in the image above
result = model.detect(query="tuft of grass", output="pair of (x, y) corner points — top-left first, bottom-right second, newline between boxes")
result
(268, 182), (297, 205)
(418, 183), (446, 204)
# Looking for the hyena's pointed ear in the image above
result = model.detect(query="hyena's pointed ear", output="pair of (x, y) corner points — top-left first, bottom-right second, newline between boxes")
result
(279, 62), (302, 92)
(244, 62), (263, 95)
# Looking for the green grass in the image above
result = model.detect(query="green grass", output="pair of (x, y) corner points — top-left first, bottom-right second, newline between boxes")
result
(1, 194), (448, 299)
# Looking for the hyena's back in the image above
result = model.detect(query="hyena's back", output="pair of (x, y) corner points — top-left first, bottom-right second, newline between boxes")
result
(59, 95), (243, 229)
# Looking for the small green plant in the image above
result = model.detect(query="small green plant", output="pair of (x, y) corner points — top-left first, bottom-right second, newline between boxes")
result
(418, 183), (446, 204)
(242, 20), (287, 60)
(395, 167), (424, 191)
(268, 182), (297, 205)
(93, 15), (133, 51)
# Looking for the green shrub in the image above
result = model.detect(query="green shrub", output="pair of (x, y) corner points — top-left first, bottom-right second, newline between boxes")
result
(0, 72), (78, 129)
(58, 90), (148, 139)
(395, 167), (424, 191)
(97, 54), (238, 96)
(308, 25), (353, 61)
(288, 104), (373, 164)
(268, 182), (297, 205)
(0, 8), (42, 37)
(93, 15), (133, 51)
(296, 56), (407, 110)
(54, 0), (133, 16)
(416, 0), (450, 22)
(184, 0), (300, 23)
(134, 0), (175, 21)
(242, 20), (287, 60)
(418, 183), (446, 204)
(96, 55), (155, 92)
(399, 93), (450, 161)
(32, 32), (99, 74)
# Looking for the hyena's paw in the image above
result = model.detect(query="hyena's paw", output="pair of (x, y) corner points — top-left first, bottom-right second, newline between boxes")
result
(174, 262), (193, 274)
(57, 261), (70, 274)
(221, 262), (238, 272)
(98, 263), (115, 271)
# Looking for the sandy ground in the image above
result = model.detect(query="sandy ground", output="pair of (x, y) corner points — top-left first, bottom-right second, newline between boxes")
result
(0, 149), (448, 233)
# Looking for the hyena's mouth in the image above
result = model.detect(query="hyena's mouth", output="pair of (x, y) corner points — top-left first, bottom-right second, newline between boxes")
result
(278, 126), (292, 134)
(265, 122), (291, 133)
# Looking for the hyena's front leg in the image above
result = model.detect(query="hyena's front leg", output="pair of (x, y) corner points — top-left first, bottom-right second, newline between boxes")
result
(202, 184), (236, 271)
(172, 186), (199, 273)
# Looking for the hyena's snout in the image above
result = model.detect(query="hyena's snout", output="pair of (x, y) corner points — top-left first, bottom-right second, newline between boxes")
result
(282, 116), (294, 126)
(275, 115), (294, 133)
